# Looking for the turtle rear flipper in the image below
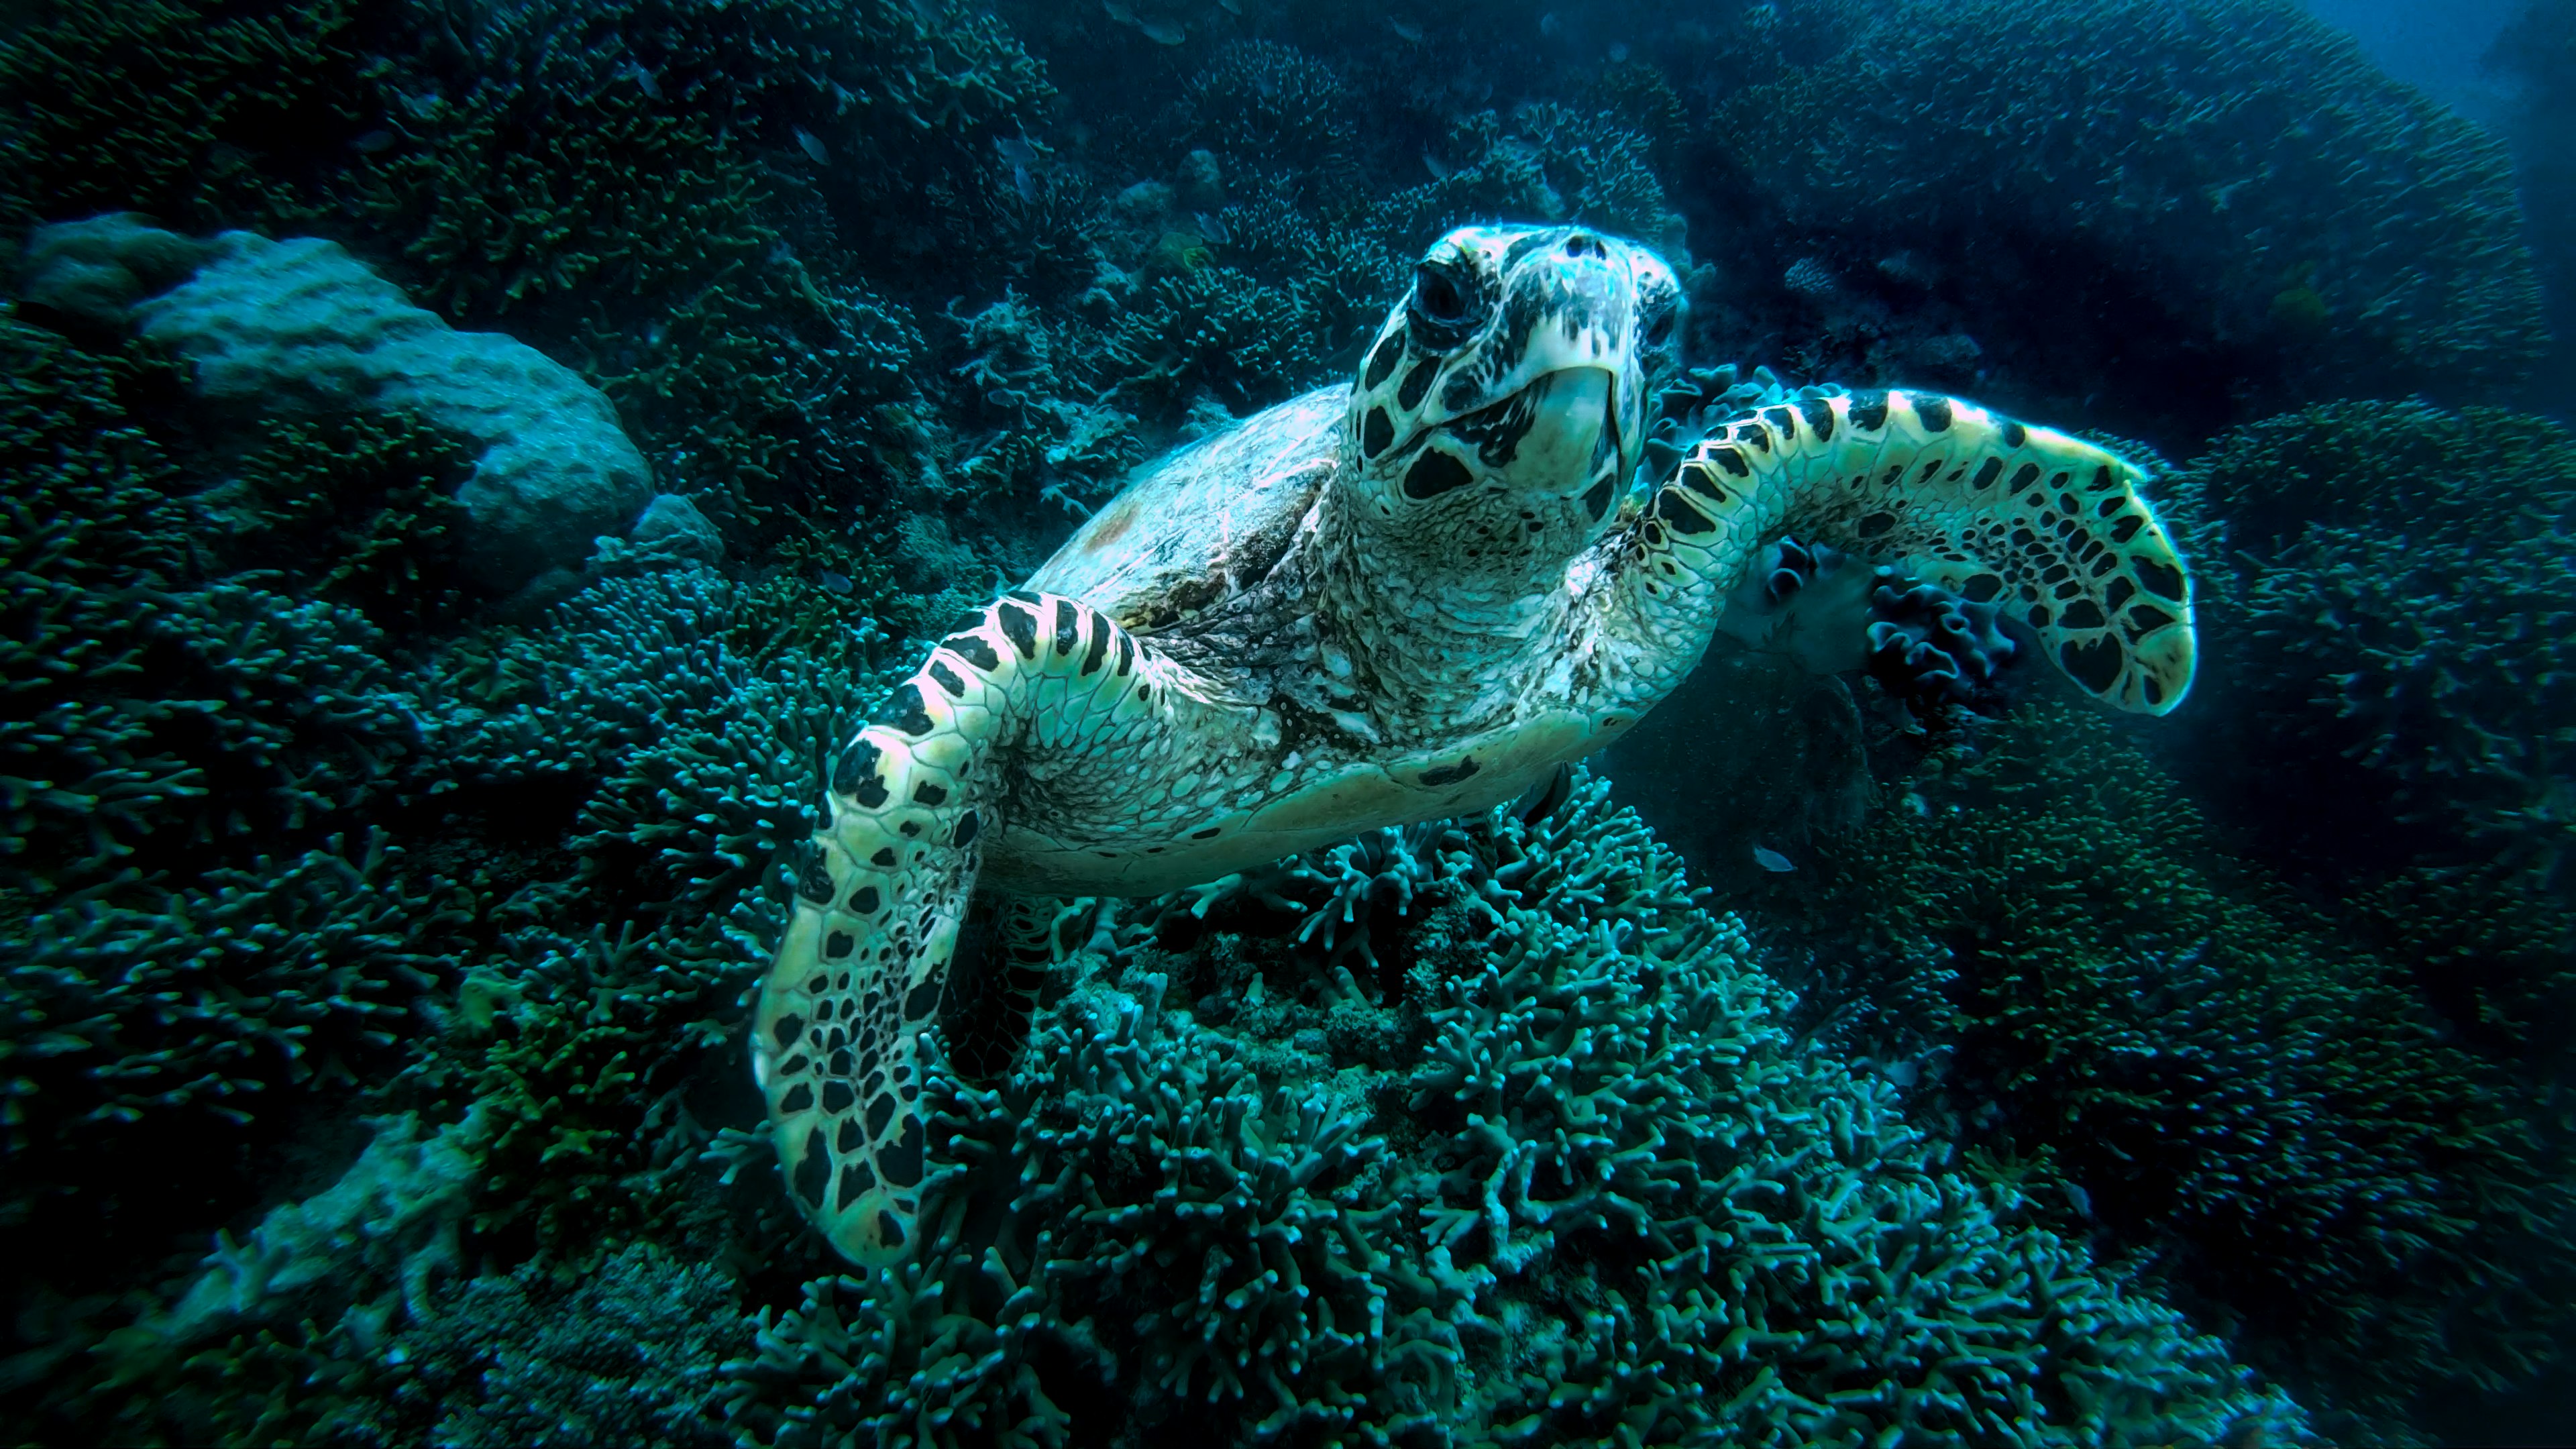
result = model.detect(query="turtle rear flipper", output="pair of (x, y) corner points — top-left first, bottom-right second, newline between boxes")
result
(944, 892), (1095, 1083)
(753, 593), (1159, 1266)
(1631, 389), (2196, 715)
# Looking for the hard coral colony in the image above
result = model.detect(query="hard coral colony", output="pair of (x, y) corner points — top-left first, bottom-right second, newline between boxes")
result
(0, 1), (2570, 1447)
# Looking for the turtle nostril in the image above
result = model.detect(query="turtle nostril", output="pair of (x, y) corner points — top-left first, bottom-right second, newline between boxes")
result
(1564, 233), (1603, 259)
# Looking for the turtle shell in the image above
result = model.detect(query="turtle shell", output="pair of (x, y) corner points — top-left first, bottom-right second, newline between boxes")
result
(1024, 386), (1342, 633)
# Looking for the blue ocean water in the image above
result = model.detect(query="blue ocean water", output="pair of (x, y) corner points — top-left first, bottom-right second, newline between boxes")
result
(0, 1), (2571, 1444)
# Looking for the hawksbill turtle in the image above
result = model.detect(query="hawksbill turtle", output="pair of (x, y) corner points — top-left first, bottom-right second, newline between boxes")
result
(755, 223), (2198, 1265)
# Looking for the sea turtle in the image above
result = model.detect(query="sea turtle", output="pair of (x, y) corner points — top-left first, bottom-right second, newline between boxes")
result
(755, 223), (2198, 1265)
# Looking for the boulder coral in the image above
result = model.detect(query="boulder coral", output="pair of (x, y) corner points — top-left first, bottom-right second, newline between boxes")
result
(21, 215), (655, 593)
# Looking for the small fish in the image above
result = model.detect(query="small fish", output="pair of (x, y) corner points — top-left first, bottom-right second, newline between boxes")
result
(794, 127), (830, 165)
(997, 136), (1039, 202)
(1607, 41), (1629, 62)
(1421, 150), (1451, 180)
(1387, 15), (1424, 42)
(2064, 1182), (2095, 1220)
(616, 60), (662, 100)
(1752, 845), (1796, 873)
(1142, 19), (1187, 44)
(1103, 0), (1139, 22)
(352, 129), (396, 154)
(815, 568), (854, 596)
(1538, 11), (1562, 37)
(1218, 0), (1244, 12)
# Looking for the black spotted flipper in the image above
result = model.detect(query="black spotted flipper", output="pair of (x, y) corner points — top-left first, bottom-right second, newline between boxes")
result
(1638, 390), (2196, 714)
(753, 593), (1158, 1266)
(944, 893), (1094, 1084)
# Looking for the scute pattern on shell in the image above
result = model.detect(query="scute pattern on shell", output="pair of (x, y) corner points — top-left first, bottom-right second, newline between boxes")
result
(756, 223), (2199, 1269)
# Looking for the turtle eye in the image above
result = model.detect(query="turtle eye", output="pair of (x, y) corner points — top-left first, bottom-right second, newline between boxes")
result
(1413, 264), (1466, 324)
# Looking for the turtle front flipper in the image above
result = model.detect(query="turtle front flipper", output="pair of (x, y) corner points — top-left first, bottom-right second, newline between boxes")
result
(1619, 390), (2195, 715)
(754, 592), (1165, 1266)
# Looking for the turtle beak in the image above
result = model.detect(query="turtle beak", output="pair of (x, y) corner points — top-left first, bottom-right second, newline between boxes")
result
(1509, 366), (1618, 496)
(1602, 371), (1627, 478)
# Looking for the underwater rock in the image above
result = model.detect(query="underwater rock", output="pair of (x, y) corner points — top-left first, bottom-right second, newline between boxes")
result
(14, 211), (210, 329)
(18, 214), (655, 593)
(94, 1109), (484, 1381)
(629, 492), (726, 565)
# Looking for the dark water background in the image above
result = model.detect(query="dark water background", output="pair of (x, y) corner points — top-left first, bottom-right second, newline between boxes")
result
(1, 1), (2573, 1444)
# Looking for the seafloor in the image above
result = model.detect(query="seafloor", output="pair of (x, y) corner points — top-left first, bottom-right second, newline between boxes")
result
(1, 1), (2573, 1446)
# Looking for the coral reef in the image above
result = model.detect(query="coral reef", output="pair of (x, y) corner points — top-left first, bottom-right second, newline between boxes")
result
(359, 1238), (749, 1449)
(1693, 0), (2545, 429)
(0, 319), (452, 891)
(67, 1108), (484, 1446)
(0, 315), (199, 885)
(722, 994), (1455, 1446)
(3, 836), (473, 1238)
(207, 412), (477, 633)
(1788, 702), (2576, 1428)
(1379, 100), (1687, 262)
(0, 0), (380, 237)
(723, 775), (2306, 1445)
(2163, 399), (2576, 877)
(3, 1), (2568, 1444)
(0, 551), (862, 1440)
(2486, 0), (2576, 412)
(1181, 40), (1358, 176)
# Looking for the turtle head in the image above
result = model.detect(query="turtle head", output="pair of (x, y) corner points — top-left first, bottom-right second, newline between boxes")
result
(1346, 224), (1682, 556)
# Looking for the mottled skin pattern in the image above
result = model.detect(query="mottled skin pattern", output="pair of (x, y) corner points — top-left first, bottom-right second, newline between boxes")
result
(754, 224), (2199, 1266)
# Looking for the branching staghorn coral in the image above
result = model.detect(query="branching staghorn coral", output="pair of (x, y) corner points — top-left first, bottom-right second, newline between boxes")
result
(2164, 399), (2576, 878)
(1795, 701), (2576, 1428)
(1701, 0), (2544, 405)
(403, 564), (907, 1258)
(1375, 101), (1686, 262)
(1, 831), (475, 1280)
(3, 533), (443, 891)
(1405, 778), (2294, 1446)
(727, 772), (2304, 1446)
(207, 412), (478, 635)
(1098, 263), (1322, 417)
(0, 0), (379, 236)
(1179, 40), (1358, 177)
(721, 985), (1463, 1446)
